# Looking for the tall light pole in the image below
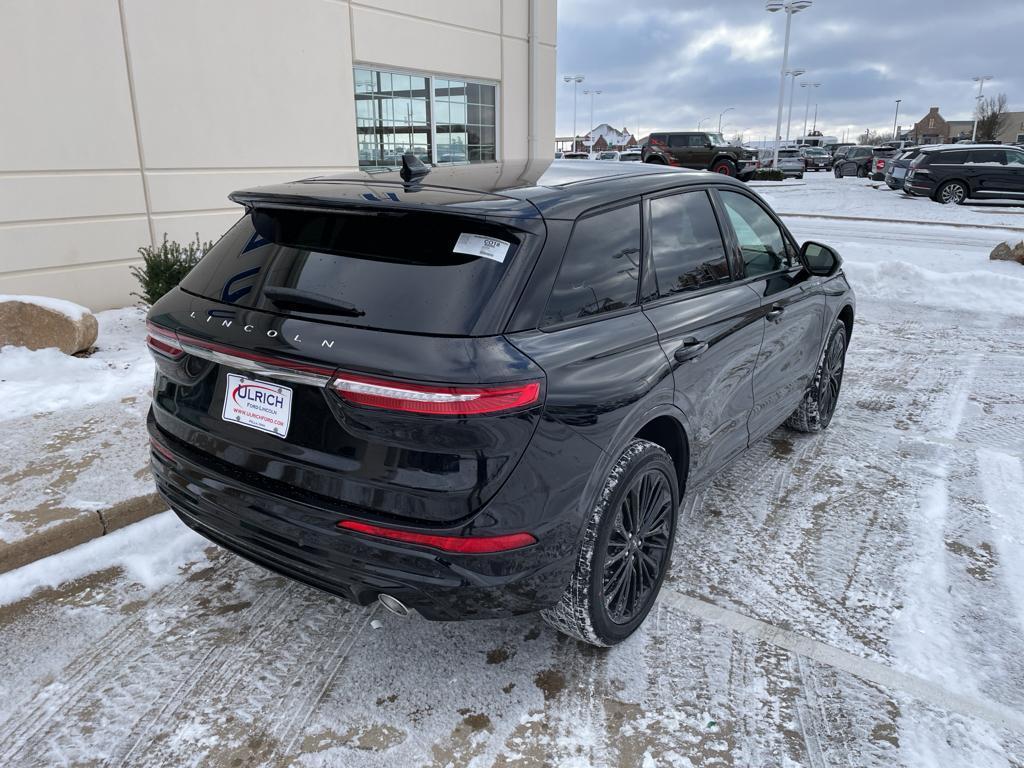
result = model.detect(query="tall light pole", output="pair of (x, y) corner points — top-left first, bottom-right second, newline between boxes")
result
(718, 107), (734, 133)
(563, 74), (584, 149)
(766, 1), (813, 168)
(812, 101), (819, 132)
(583, 89), (602, 150)
(971, 75), (993, 142)
(697, 116), (712, 130)
(785, 68), (806, 141)
(801, 82), (820, 137)
(892, 98), (902, 141)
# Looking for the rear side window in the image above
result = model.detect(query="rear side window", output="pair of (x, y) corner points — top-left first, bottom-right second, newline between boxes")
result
(968, 149), (1006, 164)
(668, 134), (689, 148)
(649, 191), (730, 297)
(542, 204), (640, 327)
(930, 150), (969, 165)
(180, 209), (525, 335)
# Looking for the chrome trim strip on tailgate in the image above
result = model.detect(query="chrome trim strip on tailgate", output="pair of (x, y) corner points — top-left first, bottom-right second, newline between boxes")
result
(178, 342), (333, 387)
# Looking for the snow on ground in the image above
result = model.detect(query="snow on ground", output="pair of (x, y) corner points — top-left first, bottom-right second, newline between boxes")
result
(0, 307), (153, 422)
(0, 174), (1022, 766)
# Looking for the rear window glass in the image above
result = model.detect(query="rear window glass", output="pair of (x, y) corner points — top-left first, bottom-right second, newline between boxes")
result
(180, 209), (526, 335)
(542, 204), (640, 327)
(927, 150), (969, 164)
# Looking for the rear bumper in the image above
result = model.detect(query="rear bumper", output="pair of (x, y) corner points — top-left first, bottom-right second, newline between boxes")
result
(148, 411), (580, 620)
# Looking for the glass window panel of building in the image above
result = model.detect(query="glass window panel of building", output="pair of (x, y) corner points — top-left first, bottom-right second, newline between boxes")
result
(354, 68), (496, 167)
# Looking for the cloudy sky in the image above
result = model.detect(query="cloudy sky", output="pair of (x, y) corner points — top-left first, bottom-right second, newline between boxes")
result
(556, 0), (1024, 142)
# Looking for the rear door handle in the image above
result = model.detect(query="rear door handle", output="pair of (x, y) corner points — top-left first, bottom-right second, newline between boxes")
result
(766, 305), (785, 322)
(674, 338), (709, 363)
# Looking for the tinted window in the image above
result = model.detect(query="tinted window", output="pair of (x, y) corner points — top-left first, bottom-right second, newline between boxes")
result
(930, 150), (969, 164)
(180, 209), (524, 336)
(649, 191), (730, 297)
(668, 134), (689, 148)
(1007, 150), (1024, 166)
(688, 135), (709, 147)
(542, 205), (640, 327)
(968, 149), (1006, 165)
(719, 191), (792, 278)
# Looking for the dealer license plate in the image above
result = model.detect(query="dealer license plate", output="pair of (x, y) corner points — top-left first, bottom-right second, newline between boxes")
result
(221, 374), (292, 438)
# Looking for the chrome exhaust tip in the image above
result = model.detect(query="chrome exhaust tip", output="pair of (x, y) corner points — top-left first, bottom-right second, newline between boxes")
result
(377, 593), (410, 618)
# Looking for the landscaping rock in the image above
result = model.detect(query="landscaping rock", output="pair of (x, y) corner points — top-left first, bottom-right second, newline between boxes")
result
(0, 295), (98, 354)
(990, 240), (1024, 265)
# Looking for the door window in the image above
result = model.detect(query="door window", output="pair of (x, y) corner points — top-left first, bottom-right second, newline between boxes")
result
(688, 135), (708, 147)
(668, 135), (689, 148)
(1007, 151), (1024, 166)
(542, 204), (641, 327)
(648, 191), (731, 297)
(718, 191), (792, 278)
(968, 149), (1006, 165)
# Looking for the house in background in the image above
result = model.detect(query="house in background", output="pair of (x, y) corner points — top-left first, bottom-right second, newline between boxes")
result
(912, 106), (1024, 145)
(583, 123), (636, 152)
(0, 0), (557, 310)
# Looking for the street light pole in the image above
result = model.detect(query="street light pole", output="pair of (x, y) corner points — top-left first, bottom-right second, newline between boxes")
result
(697, 116), (711, 130)
(718, 107), (734, 133)
(971, 75), (993, 142)
(563, 74), (584, 150)
(766, 1), (813, 169)
(892, 99), (901, 141)
(801, 82), (820, 137)
(812, 102), (818, 132)
(785, 69), (805, 141)
(583, 89), (602, 151)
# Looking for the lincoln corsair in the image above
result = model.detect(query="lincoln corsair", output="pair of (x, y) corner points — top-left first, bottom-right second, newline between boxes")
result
(146, 158), (854, 646)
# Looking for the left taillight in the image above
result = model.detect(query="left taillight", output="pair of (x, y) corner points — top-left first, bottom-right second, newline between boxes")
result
(146, 322), (184, 360)
(329, 372), (541, 416)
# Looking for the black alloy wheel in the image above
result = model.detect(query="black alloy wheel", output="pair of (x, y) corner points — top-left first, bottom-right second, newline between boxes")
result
(602, 468), (673, 624)
(817, 326), (846, 424)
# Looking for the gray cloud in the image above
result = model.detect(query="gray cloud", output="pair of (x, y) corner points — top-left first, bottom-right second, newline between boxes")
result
(556, 0), (1024, 141)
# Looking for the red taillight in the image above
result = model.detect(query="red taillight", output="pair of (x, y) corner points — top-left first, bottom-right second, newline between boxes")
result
(149, 436), (174, 462)
(337, 520), (536, 554)
(876, 159), (885, 170)
(146, 322), (184, 360)
(329, 373), (541, 416)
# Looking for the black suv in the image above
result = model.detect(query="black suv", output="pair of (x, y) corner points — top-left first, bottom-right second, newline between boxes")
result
(833, 146), (874, 178)
(905, 145), (1024, 204)
(642, 131), (759, 180)
(146, 159), (855, 646)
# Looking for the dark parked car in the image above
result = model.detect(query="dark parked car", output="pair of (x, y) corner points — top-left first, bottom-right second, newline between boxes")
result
(799, 146), (831, 171)
(642, 131), (759, 180)
(884, 147), (923, 190)
(905, 145), (1024, 204)
(827, 143), (856, 162)
(833, 146), (874, 178)
(145, 158), (855, 647)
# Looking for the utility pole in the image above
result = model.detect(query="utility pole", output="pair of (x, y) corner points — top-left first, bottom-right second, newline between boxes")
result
(766, 1), (813, 168)
(563, 74), (584, 150)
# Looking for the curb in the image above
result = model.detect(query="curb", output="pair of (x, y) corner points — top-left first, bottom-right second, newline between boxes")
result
(0, 493), (164, 576)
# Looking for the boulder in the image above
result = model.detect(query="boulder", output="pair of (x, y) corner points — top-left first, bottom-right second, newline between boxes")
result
(0, 295), (98, 354)
(990, 240), (1024, 265)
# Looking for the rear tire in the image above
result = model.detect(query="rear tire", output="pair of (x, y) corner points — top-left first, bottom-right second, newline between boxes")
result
(786, 318), (848, 433)
(857, 166), (868, 178)
(937, 180), (967, 205)
(834, 166), (843, 178)
(712, 159), (737, 176)
(541, 439), (679, 647)
(645, 156), (666, 165)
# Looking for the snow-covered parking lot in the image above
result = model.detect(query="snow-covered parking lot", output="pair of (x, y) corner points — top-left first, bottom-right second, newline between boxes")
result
(1, 173), (1023, 767)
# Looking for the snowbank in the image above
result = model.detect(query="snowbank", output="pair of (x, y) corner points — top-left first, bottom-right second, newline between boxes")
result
(0, 307), (153, 422)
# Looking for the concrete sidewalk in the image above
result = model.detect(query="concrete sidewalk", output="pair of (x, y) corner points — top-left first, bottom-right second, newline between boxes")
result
(0, 395), (161, 574)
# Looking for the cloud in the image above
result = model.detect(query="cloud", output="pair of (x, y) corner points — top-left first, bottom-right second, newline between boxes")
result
(555, 0), (1024, 142)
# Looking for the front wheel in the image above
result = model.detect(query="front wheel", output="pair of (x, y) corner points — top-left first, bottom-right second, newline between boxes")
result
(786, 318), (848, 433)
(712, 159), (737, 176)
(937, 180), (967, 205)
(541, 439), (679, 647)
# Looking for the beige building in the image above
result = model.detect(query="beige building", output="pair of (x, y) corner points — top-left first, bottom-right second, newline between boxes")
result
(0, 0), (557, 310)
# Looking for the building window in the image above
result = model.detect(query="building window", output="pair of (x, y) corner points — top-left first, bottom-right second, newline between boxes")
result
(353, 67), (496, 168)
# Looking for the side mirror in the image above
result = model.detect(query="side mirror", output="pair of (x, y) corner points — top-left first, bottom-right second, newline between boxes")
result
(705, 142), (714, 149)
(801, 241), (842, 277)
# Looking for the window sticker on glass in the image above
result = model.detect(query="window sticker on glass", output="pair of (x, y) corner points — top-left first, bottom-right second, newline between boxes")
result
(453, 233), (511, 263)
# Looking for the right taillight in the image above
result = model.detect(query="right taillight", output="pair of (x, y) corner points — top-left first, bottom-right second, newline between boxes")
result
(146, 322), (184, 360)
(329, 373), (541, 416)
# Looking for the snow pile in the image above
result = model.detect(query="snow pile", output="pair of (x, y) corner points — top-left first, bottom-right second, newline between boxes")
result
(0, 511), (207, 607)
(0, 307), (153, 422)
(844, 257), (1024, 316)
(0, 294), (91, 321)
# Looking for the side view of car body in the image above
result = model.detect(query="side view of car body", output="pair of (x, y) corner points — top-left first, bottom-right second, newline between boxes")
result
(833, 146), (873, 178)
(642, 131), (759, 180)
(760, 148), (805, 178)
(146, 159), (855, 647)
(905, 144), (1024, 204)
(884, 148), (922, 190)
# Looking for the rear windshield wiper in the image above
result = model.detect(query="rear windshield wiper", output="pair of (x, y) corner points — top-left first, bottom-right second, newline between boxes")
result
(262, 286), (365, 316)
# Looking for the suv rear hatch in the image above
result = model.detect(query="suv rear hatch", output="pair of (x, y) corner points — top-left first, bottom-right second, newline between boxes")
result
(148, 180), (548, 525)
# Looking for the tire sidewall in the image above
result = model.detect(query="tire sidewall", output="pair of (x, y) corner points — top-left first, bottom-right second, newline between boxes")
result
(712, 159), (737, 176)
(586, 441), (679, 644)
(938, 180), (966, 205)
(814, 320), (848, 429)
